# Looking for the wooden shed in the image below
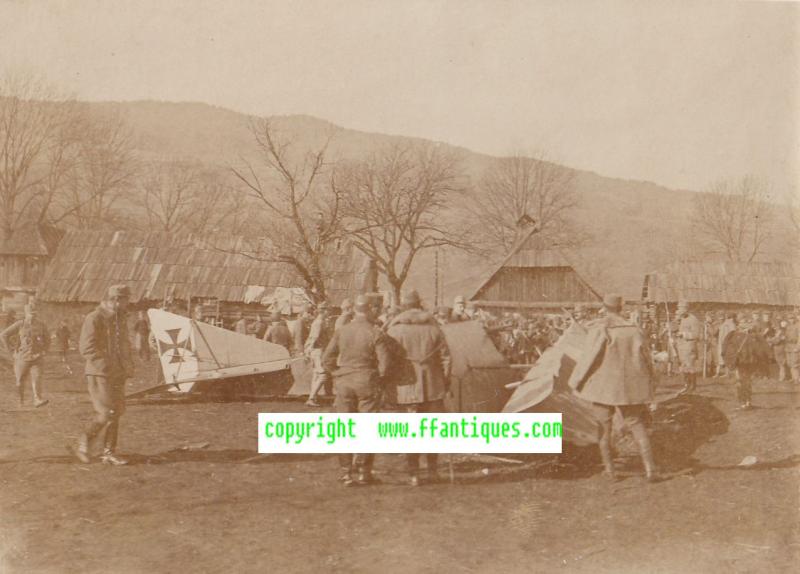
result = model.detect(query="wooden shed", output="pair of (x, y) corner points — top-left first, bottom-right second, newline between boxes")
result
(0, 223), (64, 313)
(36, 229), (375, 323)
(643, 260), (800, 311)
(469, 224), (604, 313)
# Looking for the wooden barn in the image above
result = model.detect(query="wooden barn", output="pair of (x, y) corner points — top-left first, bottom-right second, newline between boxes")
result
(0, 223), (64, 313)
(469, 223), (605, 313)
(643, 261), (800, 311)
(36, 229), (376, 325)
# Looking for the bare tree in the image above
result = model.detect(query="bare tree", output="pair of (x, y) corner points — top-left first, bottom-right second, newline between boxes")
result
(229, 118), (342, 302)
(464, 152), (584, 256)
(0, 72), (76, 239)
(53, 112), (137, 230)
(691, 176), (775, 262)
(137, 161), (246, 235)
(337, 143), (467, 302)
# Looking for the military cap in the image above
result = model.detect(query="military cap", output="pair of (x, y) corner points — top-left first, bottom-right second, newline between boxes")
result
(107, 284), (131, 299)
(354, 294), (370, 313)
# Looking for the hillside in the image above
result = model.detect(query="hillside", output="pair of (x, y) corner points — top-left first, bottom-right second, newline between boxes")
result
(82, 100), (790, 302)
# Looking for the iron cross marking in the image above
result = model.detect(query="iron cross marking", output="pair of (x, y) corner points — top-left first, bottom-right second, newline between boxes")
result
(158, 328), (193, 363)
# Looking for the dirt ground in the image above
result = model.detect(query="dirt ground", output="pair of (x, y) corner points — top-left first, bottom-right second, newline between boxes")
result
(1, 352), (799, 574)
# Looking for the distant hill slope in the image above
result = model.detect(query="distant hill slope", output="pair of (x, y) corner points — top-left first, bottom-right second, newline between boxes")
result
(82, 100), (790, 302)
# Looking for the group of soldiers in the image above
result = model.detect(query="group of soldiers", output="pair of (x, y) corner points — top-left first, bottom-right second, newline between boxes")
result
(2, 285), (796, 482)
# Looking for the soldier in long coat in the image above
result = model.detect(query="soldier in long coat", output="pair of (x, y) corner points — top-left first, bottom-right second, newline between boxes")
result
(386, 289), (451, 486)
(568, 294), (658, 482)
(676, 301), (702, 394)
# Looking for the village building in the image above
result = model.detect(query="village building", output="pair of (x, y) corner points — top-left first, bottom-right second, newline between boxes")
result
(643, 260), (800, 312)
(35, 229), (377, 326)
(0, 223), (64, 313)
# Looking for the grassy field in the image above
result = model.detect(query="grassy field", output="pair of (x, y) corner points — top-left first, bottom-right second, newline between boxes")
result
(1, 352), (798, 573)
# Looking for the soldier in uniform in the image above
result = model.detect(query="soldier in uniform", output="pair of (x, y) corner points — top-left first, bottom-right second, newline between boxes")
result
(74, 284), (134, 465)
(716, 313), (737, 377)
(676, 301), (702, 394)
(0, 304), (50, 407)
(768, 316), (790, 382)
(451, 295), (470, 322)
(305, 302), (333, 407)
(54, 319), (73, 374)
(722, 314), (772, 409)
(132, 311), (151, 361)
(233, 313), (248, 335)
(264, 310), (293, 351)
(786, 314), (800, 384)
(334, 299), (354, 331)
(322, 295), (391, 486)
(568, 294), (659, 482)
(386, 289), (451, 486)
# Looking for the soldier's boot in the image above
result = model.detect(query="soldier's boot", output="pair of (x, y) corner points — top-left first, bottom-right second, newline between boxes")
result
(31, 379), (48, 408)
(100, 449), (128, 466)
(598, 430), (617, 481)
(631, 423), (661, 483)
(74, 436), (91, 463)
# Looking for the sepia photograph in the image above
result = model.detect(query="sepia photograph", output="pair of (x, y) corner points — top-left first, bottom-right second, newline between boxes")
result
(0, 1), (798, 572)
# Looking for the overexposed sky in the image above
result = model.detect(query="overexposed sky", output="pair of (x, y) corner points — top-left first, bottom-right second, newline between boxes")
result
(1, 0), (798, 192)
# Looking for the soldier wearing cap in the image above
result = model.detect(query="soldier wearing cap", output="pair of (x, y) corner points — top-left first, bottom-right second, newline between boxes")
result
(676, 300), (703, 394)
(322, 295), (391, 486)
(304, 301), (334, 407)
(263, 310), (293, 351)
(334, 298), (354, 331)
(74, 284), (134, 465)
(0, 303), (50, 407)
(768, 315), (791, 382)
(451, 295), (470, 322)
(722, 314), (772, 409)
(568, 294), (659, 482)
(386, 289), (452, 486)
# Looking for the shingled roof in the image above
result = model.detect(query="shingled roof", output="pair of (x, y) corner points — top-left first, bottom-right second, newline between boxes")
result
(644, 261), (800, 306)
(0, 224), (64, 257)
(36, 229), (367, 305)
(469, 225), (622, 302)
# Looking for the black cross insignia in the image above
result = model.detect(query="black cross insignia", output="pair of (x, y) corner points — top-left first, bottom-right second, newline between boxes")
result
(157, 328), (193, 364)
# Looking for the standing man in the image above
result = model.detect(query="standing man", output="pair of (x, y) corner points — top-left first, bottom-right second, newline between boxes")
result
(716, 313), (737, 377)
(132, 311), (151, 362)
(768, 317), (790, 382)
(334, 299), (354, 331)
(722, 315), (772, 409)
(0, 304), (50, 407)
(322, 295), (391, 486)
(568, 294), (659, 482)
(74, 284), (134, 465)
(54, 319), (73, 374)
(386, 289), (451, 486)
(233, 312), (249, 335)
(676, 300), (702, 394)
(305, 302), (333, 407)
(263, 311), (293, 352)
(451, 295), (470, 322)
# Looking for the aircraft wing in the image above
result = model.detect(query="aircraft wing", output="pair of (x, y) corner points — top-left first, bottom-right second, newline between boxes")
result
(148, 309), (291, 392)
